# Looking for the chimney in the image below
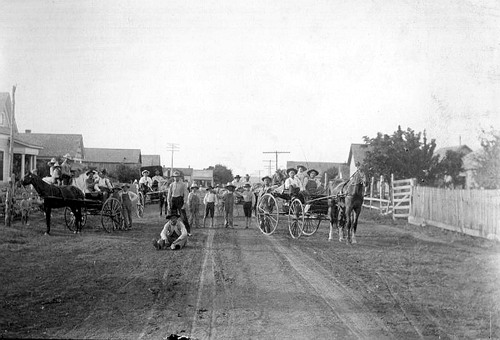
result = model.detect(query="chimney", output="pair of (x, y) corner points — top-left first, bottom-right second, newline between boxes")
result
(25, 129), (31, 133)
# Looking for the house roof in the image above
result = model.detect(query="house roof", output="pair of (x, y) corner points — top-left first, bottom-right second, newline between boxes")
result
(142, 154), (161, 166)
(16, 132), (84, 158)
(164, 167), (194, 177)
(435, 145), (472, 160)
(347, 143), (373, 166)
(84, 147), (141, 164)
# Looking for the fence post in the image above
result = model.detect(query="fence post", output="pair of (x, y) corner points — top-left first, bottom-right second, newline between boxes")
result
(379, 175), (383, 214)
(391, 173), (395, 220)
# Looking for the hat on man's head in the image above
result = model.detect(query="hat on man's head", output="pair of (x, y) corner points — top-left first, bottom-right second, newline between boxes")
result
(47, 158), (57, 165)
(287, 168), (297, 175)
(62, 153), (72, 160)
(297, 165), (307, 171)
(261, 176), (272, 182)
(172, 170), (182, 177)
(234, 175), (241, 179)
(243, 183), (251, 188)
(53, 162), (61, 168)
(86, 169), (96, 176)
(191, 183), (199, 189)
(307, 169), (319, 176)
(225, 182), (236, 189)
(165, 212), (180, 220)
(141, 170), (150, 176)
(122, 183), (130, 189)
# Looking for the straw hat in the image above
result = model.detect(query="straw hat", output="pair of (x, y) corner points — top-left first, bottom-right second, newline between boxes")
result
(191, 183), (199, 189)
(62, 153), (72, 160)
(225, 182), (236, 189)
(287, 168), (297, 175)
(172, 170), (182, 177)
(261, 176), (272, 182)
(307, 169), (319, 176)
(141, 170), (150, 176)
(47, 158), (57, 165)
(297, 165), (307, 171)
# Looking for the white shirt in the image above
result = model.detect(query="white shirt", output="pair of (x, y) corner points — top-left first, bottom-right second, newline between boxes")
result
(284, 176), (304, 190)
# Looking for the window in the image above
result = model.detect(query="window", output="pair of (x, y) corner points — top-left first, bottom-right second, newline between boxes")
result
(0, 150), (4, 181)
(0, 112), (5, 126)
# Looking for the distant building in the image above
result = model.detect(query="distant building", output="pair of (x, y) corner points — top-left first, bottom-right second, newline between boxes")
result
(163, 167), (214, 187)
(84, 147), (141, 174)
(434, 145), (472, 160)
(347, 143), (373, 176)
(142, 154), (161, 166)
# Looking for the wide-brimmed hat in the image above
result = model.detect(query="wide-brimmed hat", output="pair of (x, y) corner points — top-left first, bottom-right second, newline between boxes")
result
(297, 165), (307, 171)
(287, 168), (297, 175)
(165, 212), (180, 219)
(86, 169), (96, 176)
(172, 170), (182, 177)
(191, 183), (199, 189)
(307, 169), (319, 176)
(53, 162), (61, 168)
(141, 170), (150, 176)
(47, 158), (57, 165)
(62, 153), (72, 160)
(225, 182), (236, 189)
(234, 175), (241, 179)
(122, 183), (130, 189)
(261, 176), (272, 182)
(243, 183), (251, 188)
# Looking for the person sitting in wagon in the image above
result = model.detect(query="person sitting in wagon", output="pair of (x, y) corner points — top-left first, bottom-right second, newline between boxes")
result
(151, 169), (163, 192)
(96, 169), (113, 201)
(60, 153), (73, 185)
(84, 170), (99, 197)
(303, 169), (319, 195)
(284, 168), (305, 202)
(139, 170), (153, 197)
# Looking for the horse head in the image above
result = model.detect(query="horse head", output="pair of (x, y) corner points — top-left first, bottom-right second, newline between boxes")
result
(21, 171), (37, 187)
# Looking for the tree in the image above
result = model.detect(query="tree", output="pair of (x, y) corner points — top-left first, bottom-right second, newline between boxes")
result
(433, 150), (464, 188)
(324, 167), (339, 182)
(213, 164), (234, 185)
(474, 129), (500, 189)
(112, 164), (141, 183)
(363, 126), (437, 183)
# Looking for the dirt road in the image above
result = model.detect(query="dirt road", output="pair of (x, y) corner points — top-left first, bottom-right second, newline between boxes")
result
(1, 205), (499, 339)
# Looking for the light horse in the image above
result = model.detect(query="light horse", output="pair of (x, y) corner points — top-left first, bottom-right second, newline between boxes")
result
(22, 172), (85, 235)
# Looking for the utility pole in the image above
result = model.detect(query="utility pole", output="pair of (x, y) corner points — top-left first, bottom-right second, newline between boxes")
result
(263, 151), (290, 171)
(166, 143), (179, 177)
(263, 159), (275, 176)
(6, 85), (16, 227)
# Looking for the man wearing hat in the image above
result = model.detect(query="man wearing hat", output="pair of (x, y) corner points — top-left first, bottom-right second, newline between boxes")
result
(187, 182), (201, 229)
(138, 170), (153, 201)
(236, 183), (255, 228)
(60, 154), (73, 185)
(167, 170), (191, 235)
(242, 174), (252, 187)
(231, 175), (243, 190)
(97, 169), (113, 201)
(152, 212), (188, 250)
(119, 183), (138, 230)
(84, 170), (99, 194)
(222, 182), (236, 228)
(259, 176), (273, 198)
(296, 165), (308, 184)
(203, 185), (218, 228)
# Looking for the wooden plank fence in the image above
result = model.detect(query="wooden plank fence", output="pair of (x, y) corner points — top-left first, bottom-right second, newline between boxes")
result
(409, 187), (500, 241)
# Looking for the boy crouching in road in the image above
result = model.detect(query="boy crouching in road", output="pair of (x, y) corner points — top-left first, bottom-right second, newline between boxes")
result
(152, 213), (188, 250)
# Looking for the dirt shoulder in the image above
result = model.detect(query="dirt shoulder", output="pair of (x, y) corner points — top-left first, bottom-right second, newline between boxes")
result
(1, 206), (499, 339)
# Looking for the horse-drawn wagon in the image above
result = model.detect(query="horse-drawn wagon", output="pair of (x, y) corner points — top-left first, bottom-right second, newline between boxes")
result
(22, 173), (123, 234)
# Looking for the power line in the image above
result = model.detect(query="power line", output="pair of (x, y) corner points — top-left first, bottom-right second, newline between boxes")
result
(263, 159), (275, 176)
(166, 143), (180, 177)
(263, 151), (290, 171)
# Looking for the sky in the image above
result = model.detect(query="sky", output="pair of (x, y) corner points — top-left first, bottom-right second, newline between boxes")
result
(0, 0), (499, 177)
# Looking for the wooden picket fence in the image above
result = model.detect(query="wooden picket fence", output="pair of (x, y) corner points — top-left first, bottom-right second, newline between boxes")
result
(363, 175), (415, 219)
(409, 187), (500, 241)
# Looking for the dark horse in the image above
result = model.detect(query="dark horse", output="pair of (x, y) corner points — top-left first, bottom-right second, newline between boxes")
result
(341, 171), (368, 244)
(22, 172), (85, 235)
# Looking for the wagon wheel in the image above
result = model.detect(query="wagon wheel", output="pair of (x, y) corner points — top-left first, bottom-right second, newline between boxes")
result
(136, 192), (144, 218)
(288, 198), (304, 239)
(302, 215), (322, 236)
(101, 198), (123, 232)
(64, 206), (87, 231)
(255, 193), (279, 235)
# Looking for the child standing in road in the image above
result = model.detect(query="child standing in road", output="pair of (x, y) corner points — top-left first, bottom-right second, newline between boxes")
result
(236, 183), (255, 228)
(119, 184), (138, 230)
(187, 183), (201, 229)
(20, 192), (31, 226)
(222, 183), (236, 228)
(203, 185), (218, 228)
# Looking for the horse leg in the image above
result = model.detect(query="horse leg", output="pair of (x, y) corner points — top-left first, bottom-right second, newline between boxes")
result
(328, 205), (336, 241)
(45, 206), (52, 235)
(345, 205), (353, 244)
(351, 205), (362, 244)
